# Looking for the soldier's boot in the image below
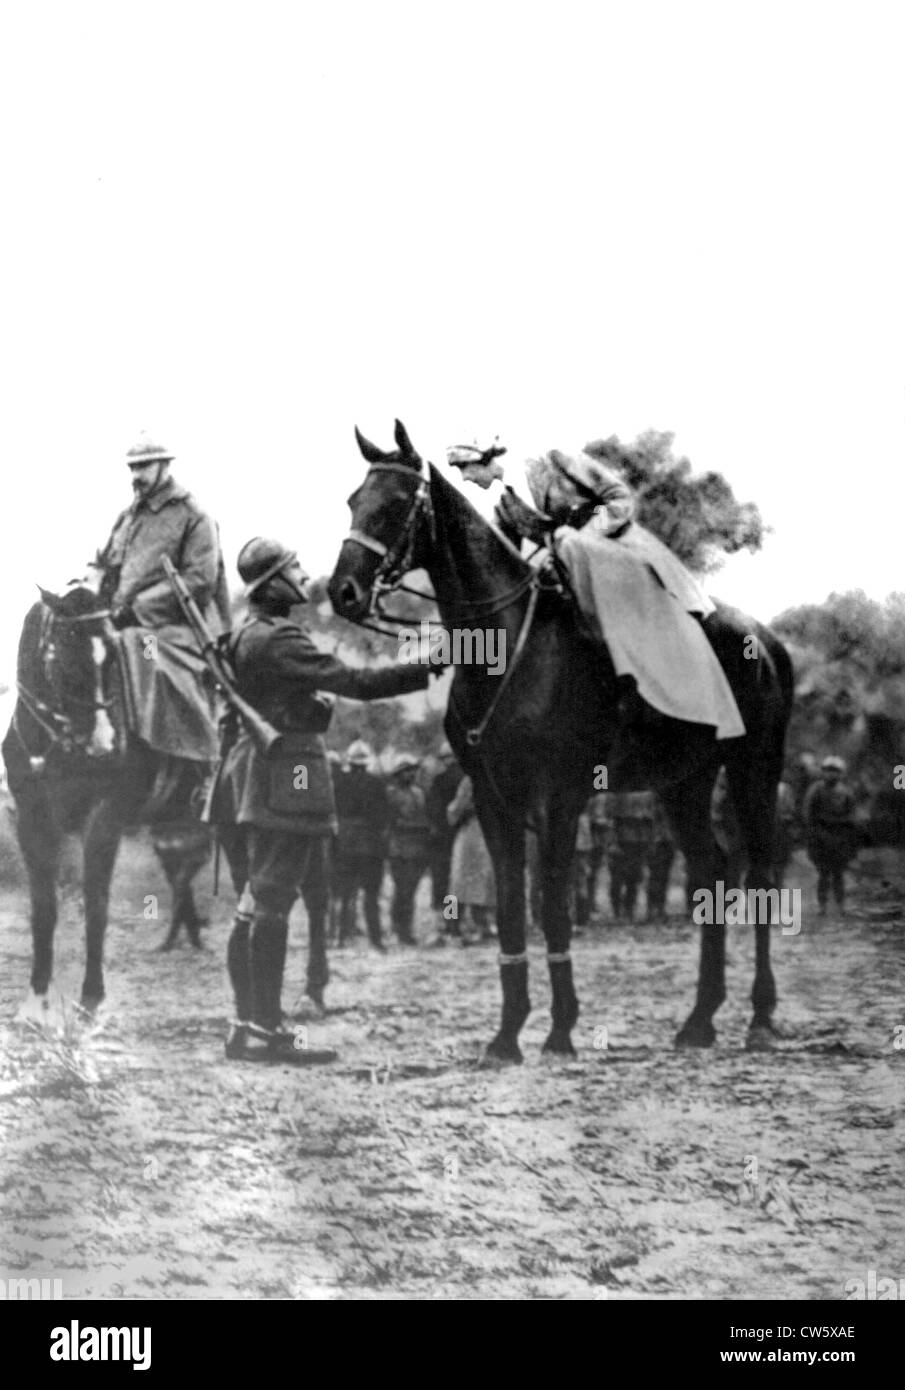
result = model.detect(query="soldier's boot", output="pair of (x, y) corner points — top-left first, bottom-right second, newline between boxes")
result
(248, 911), (289, 1033)
(224, 899), (254, 1059)
(233, 911), (335, 1064)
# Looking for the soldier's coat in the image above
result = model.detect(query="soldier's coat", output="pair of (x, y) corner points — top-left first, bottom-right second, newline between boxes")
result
(98, 475), (230, 631)
(217, 613), (428, 834)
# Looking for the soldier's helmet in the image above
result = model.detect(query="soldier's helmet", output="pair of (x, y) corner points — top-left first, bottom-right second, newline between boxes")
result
(822, 755), (846, 773)
(347, 739), (373, 767)
(392, 753), (421, 776)
(237, 536), (306, 596)
(125, 432), (174, 467)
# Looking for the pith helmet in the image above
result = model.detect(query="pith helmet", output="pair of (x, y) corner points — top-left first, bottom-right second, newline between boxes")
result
(125, 432), (174, 467)
(347, 739), (373, 766)
(237, 536), (305, 596)
(822, 755), (846, 773)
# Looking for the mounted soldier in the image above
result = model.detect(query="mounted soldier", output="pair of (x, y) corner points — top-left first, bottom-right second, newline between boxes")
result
(95, 432), (230, 633)
(90, 432), (230, 766)
(495, 445), (746, 776)
(212, 537), (437, 1063)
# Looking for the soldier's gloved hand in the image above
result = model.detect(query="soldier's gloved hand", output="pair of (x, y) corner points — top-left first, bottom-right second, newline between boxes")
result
(111, 603), (137, 630)
(494, 486), (553, 545)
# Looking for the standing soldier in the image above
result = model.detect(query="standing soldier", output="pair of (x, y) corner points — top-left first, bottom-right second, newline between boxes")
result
(386, 755), (431, 945)
(216, 538), (434, 1062)
(425, 741), (464, 943)
(333, 740), (389, 950)
(606, 790), (655, 923)
(803, 755), (858, 916)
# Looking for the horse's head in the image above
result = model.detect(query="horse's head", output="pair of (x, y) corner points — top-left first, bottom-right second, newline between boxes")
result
(328, 419), (433, 622)
(35, 583), (117, 757)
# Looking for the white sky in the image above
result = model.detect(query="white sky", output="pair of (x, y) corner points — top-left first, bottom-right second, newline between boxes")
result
(1, 0), (903, 681)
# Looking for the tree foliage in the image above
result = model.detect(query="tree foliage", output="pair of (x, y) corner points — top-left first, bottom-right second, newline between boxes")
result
(583, 430), (766, 574)
(773, 592), (905, 835)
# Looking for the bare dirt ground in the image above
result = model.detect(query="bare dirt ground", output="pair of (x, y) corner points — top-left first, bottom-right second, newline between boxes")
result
(1, 838), (903, 1301)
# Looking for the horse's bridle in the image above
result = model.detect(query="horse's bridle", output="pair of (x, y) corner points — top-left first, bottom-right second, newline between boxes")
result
(343, 462), (440, 637)
(15, 603), (115, 765)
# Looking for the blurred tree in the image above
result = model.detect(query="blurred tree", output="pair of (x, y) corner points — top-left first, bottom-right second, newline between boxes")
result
(583, 430), (766, 574)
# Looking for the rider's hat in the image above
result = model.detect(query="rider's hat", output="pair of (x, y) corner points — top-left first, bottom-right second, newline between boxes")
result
(547, 449), (620, 502)
(237, 537), (306, 596)
(125, 432), (174, 467)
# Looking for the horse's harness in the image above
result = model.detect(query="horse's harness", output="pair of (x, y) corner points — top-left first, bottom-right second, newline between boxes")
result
(343, 461), (561, 817)
(14, 603), (114, 769)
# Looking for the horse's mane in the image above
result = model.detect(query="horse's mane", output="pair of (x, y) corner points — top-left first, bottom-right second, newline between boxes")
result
(427, 463), (532, 578)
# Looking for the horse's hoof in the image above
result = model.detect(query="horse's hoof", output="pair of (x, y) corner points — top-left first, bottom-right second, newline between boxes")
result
(746, 1024), (779, 1052)
(541, 1030), (577, 1057)
(79, 994), (104, 1015)
(477, 1037), (523, 1068)
(674, 1019), (716, 1049)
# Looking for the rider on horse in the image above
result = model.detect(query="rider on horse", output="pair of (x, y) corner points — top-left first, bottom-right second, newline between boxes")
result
(93, 432), (230, 634)
(90, 433), (230, 763)
(494, 444), (746, 745)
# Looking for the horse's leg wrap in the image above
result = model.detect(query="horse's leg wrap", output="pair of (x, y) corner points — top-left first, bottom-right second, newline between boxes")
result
(544, 955), (579, 1055)
(483, 957), (530, 1064)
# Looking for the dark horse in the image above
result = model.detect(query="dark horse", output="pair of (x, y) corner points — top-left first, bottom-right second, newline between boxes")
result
(2, 584), (213, 1012)
(328, 421), (794, 1061)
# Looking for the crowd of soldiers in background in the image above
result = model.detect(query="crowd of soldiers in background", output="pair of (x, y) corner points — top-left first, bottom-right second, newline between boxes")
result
(323, 743), (863, 947)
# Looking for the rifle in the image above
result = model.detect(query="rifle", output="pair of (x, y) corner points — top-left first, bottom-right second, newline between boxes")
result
(161, 557), (283, 757)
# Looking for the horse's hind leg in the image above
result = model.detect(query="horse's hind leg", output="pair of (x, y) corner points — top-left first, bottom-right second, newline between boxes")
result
(660, 768), (727, 1048)
(81, 798), (124, 1009)
(16, 790), (61, 996)
(726, 754), (783, 1049)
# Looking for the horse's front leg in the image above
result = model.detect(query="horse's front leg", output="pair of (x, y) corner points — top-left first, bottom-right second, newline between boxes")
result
(478, 805), (529, 1065)
(539, 806), (581, 1057)
(17, 788), (61, 997)
(81, 797), (125, 1009)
